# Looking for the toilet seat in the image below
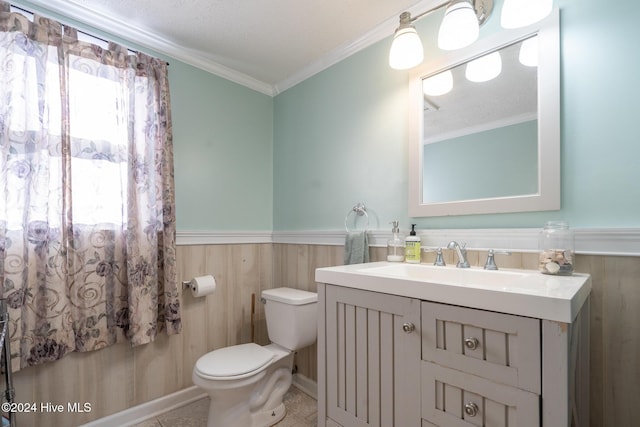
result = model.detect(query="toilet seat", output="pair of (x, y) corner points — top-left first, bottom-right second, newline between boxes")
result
(194, 343), (274, 380)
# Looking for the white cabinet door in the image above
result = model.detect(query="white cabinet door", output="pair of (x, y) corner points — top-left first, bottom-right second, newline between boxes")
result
(323, 285), (421, 427)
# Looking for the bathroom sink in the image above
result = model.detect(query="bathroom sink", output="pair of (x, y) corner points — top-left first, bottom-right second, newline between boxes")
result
(359, 263), (529, 288)
(315, 261), (591, 323)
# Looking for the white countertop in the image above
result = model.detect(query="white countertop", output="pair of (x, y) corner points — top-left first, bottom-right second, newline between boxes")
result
(315, 261), (591, 323)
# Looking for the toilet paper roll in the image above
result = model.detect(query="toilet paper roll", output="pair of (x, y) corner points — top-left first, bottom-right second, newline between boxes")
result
(190, 275), (216, 297)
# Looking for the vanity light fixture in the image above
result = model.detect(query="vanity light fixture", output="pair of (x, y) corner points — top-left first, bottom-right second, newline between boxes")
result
(501, 0), (553, 29)
(391, 0), (552, 70)
(389, 0), (493, 70)
(388, 12), (425, 70)
(465, 51), (502, 82)
(438, 0), (481, 51)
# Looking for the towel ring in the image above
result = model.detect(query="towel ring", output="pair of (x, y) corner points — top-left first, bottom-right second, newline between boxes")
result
(344, 203), (369, 232)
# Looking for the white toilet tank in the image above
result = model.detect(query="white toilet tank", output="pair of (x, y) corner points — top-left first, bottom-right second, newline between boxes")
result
(261, 287), (317, 351)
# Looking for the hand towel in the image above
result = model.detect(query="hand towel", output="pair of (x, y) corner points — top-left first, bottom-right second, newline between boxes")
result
(343, 231), (370, 265)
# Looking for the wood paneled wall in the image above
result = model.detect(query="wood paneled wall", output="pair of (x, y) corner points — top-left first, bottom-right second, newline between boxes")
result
(5, 242), (638, 427)
(9, 243), (273, 426)
(274, 244), (640, 427)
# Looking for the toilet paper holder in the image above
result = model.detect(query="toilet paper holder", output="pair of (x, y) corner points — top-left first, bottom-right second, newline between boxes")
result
(182, 275), (217, 297)
(182, 280), (194, 291)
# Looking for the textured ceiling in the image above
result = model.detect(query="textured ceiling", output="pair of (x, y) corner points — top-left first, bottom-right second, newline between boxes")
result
(21, 0), (435, 94)
(423, 38), (538, 139)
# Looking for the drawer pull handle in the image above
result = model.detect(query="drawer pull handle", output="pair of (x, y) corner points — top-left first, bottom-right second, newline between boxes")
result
(464, 337), (480, 350)
(464, 402), (479, 417)
(402, 322), (415, 333)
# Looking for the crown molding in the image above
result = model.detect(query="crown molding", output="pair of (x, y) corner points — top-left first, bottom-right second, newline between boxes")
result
(274, 0), (445, 94)
(16, 0), (443, 96)
(272, 13), (395, 95)
(14, 0), (276, 96)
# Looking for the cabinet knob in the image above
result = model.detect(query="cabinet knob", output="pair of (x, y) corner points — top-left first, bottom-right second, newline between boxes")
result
(464, 402), (479, 417)
(402, 322), (415, 333)
(464, 337), (480, 350)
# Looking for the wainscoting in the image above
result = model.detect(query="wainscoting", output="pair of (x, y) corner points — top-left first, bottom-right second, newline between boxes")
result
(275, 242), (640, 427)
(9, 243), (274, 426)
(5, 236), (639, 426)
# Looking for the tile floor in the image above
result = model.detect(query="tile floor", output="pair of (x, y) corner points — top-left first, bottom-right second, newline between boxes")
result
(131, 386), (317, 427)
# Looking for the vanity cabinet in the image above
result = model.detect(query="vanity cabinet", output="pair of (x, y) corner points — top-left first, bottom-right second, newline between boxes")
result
(317, 283), (590, 427)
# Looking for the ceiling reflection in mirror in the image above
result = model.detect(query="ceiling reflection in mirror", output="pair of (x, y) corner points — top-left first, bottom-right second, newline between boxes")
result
(422, 37), (538, 204)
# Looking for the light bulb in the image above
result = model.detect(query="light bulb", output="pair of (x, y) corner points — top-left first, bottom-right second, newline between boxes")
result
(389, 27), (424, 70)
(465, 51), (502, 82)
(501, 0), (552, 29)
(438, 1), (479, 51)
(519, 36), (539, 67)
(423, 70), (454, 96)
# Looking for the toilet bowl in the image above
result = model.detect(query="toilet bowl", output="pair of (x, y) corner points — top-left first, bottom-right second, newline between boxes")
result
(192, 287), (317, 427)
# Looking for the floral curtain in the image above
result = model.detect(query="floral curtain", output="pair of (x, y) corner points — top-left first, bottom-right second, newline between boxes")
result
(0, 2), (181, 371)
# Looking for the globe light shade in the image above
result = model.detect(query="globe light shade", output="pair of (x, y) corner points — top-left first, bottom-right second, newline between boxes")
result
(389, 26), (424, 70)
(438, 0), (480, 51)
(501, 0), (553, 29)
(423, 70), (454, 96)
(465, 51), (502, 82)
(519, 36), (539, 67)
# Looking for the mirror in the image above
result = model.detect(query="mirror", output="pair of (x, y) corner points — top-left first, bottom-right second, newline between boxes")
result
(408, 10), (560, 217)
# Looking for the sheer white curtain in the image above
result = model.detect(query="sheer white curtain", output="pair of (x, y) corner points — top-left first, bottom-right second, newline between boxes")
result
(0, 2), (181, 370)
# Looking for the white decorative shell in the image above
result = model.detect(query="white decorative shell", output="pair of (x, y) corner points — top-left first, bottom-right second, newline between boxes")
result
(545, 261), (560, 274)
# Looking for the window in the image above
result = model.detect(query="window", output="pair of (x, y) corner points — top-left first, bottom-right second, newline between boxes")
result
(0, 2), (180, 370)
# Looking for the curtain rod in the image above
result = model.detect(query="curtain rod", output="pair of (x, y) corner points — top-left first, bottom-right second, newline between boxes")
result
(9, 3), (170, 65)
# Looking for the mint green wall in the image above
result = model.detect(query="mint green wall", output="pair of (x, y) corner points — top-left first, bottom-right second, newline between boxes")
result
(170, 63), (273, 231)
(423, 120), (538, 203)
(19, 0), (640, 232)
(274, 0), (640, 231)
(273, 46), (409, 231)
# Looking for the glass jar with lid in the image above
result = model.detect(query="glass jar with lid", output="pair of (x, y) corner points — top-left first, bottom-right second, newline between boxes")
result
(538, 221), (574, 275)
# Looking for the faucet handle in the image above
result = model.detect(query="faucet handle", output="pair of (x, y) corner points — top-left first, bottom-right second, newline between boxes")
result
(422, 247), (446, 266)
(484, 249), (512, 270)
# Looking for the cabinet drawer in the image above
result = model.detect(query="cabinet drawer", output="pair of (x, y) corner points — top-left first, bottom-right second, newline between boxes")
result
(422, 361), (539, 427)
(421, 301), (540, 394)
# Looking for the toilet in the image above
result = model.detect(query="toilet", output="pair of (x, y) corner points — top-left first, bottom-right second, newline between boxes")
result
(192, 287), (318, 427)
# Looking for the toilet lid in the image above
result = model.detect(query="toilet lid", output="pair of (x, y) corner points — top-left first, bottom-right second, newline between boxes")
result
(195, 343), (274, 378)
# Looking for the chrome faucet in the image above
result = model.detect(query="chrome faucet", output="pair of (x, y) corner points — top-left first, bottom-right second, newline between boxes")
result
(484, 249), (512, 270)
(447, 241), (470, 268)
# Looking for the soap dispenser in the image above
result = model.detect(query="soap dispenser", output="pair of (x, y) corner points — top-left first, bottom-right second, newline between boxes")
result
(405, 224), (421, 264)
(387, 220), (405, 262)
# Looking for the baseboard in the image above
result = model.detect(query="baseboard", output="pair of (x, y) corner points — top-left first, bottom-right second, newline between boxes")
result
(78, 386), (207, 427)
(79, 377), (316, 426)
(292, 373), (318, 400)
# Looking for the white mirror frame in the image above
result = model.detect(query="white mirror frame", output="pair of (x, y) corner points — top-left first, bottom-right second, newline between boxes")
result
(408, 9), (560, 217)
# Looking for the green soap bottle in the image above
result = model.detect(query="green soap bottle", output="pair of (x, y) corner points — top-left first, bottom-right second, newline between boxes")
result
(405, 224), (421, 264)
